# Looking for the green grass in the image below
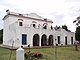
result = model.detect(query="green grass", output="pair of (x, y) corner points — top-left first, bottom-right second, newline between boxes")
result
(0, 45), (80, 60)
(0, 47), (16, 60)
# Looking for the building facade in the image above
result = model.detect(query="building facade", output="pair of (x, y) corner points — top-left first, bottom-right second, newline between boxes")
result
(3, 10), (75, 48)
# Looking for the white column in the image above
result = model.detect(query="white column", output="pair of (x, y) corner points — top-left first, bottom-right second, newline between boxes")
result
(54, 36), (58, 46)
(16, 47), (24, 60)
(39, 36), (41, 47)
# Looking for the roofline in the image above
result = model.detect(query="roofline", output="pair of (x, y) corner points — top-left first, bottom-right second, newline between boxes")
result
(3, 13), (53, 23)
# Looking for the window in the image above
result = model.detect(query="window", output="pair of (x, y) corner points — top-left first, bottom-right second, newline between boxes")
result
(43, 23), (47, 29)
(43, 25), (47, 29)
(65, 36), (67, 45)
(33, 24), (36, 28)
(22, 34), (27, 45)
(19, 22), (23, 26)
(51, 25), (53, 30)
(57, 36), (60, 44)
(71, 37), (73, 44)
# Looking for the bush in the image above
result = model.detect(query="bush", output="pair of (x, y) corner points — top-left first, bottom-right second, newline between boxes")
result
(32, 52), (43, 58)
(24, 52), (43, 60)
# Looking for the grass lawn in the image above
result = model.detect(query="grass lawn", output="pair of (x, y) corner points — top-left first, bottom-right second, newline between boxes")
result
(0, 45), (80, 60)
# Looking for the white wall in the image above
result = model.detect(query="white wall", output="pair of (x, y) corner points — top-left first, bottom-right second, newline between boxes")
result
(3, 13), (75, 48)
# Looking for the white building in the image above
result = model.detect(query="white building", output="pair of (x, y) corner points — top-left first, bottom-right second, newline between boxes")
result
(3, 10), (75, 48)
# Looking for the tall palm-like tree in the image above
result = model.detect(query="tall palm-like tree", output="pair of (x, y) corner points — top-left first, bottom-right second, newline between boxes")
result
(73, 16), (80, 26)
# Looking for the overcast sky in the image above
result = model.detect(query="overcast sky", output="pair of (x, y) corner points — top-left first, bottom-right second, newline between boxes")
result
(0, 0), (80, 32)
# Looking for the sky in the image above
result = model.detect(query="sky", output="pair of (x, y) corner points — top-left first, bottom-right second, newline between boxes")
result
(0, 0), (80, 32)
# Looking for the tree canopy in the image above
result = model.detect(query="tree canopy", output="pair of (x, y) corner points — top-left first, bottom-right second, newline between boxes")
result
(75, 26), (80, 41)
(73, 16), (80, 26)
(62, 25), (71, 32)
(73, 16), (80, 41)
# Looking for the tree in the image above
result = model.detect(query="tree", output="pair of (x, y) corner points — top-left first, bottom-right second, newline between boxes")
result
(73, 16), (80, 26)
(75, 26), (80, 41)
(73, 16), (80, 41)
(62, 25), (71, 32)
(0, 29), (3, 44)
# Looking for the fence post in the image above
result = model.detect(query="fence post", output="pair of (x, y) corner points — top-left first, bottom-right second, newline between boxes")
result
(16, 47), (24, 60)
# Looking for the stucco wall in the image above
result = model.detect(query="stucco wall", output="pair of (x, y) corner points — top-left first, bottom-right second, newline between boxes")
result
(3, 12), (75, 48)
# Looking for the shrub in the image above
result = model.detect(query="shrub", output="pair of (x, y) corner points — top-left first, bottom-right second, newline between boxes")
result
(24, 52), (43, 60)
(32, 52), (43, 58)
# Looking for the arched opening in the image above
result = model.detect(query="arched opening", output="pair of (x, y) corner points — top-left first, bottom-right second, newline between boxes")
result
(33, 34), (39, 46)
(41, 34), (47, 46)
(48, 35), (53, 46)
